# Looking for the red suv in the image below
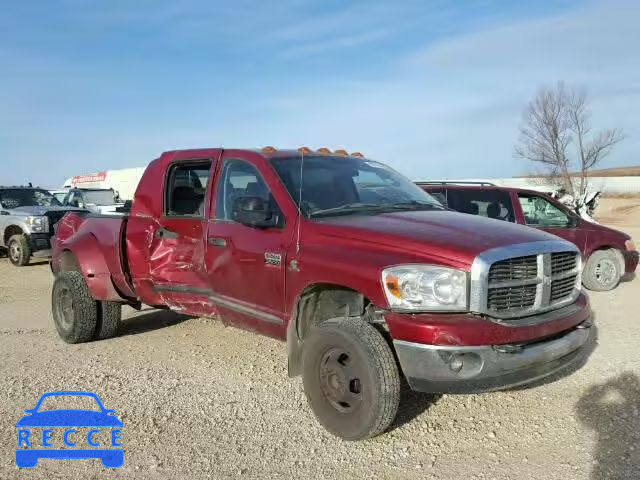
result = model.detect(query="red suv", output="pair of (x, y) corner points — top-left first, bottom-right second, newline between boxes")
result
(418, 182), (638, 291)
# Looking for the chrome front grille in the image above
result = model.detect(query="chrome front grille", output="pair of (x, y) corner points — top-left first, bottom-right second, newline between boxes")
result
(488, 284), (537, 312)
(550, 274), (578, 302)
(551, 252), (578, 276)
(488, 255), (537, 282)
(45, 211), (66, 235)
(470, 241), (582, 319)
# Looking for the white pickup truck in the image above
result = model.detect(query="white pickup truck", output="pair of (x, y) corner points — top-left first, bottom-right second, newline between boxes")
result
(56, 188), (125, 214)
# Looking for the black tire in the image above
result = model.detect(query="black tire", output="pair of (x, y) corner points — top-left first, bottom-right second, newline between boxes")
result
(52, 271), (98, 343)
(583, 249), (622, 291)
(96, 301), (121, 340)
(302, 317), (401, 440)
(7, 234), (31, 266)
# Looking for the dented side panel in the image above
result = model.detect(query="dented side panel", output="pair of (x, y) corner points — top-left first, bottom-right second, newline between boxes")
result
(125, 150), (222, 316)
(52, 212), (133, 301)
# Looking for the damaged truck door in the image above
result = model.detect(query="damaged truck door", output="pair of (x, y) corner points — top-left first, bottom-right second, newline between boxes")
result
(126, 151), (218, 312)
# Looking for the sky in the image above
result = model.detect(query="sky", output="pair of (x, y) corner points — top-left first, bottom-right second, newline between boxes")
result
(1, 0), (639, 187)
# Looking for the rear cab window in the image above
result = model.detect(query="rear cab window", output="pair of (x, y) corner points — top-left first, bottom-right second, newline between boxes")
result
(164, 161), (212, 217)
(447, 188), (515, 222)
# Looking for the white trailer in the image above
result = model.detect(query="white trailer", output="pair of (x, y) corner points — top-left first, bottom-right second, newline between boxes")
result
(63, 167), (146, 201)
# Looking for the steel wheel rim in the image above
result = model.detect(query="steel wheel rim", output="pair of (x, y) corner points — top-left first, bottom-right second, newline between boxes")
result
(595, 258), (617, 286)
(319, 348), (363, 413)
(55, 286), (74, 330)
(9, 242), (21, 262)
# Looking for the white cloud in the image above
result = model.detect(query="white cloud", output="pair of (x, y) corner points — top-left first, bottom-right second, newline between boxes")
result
(229, 0), (640, 180)
(2, 0), (639, 186)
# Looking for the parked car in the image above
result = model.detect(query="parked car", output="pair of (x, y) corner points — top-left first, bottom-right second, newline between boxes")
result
(51, 147), (594, 440)
(60, 188), (124, 214)
(0, 186), (83, 266)
(418, 182), (638, 292)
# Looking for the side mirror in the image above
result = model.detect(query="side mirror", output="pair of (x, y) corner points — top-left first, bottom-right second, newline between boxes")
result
(232, 196), (276, 228)
(0, 211), (9, 215)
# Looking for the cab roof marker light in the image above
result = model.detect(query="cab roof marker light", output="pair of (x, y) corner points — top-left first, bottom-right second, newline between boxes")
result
(334, 149), (348, 156)
(297, 146), (312, 155)
(351, 151), (364, 158)
(261, 146), (277, 154)
(316, 147), (332, 155)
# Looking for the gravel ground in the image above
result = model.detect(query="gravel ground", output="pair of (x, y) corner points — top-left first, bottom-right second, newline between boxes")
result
(0, 199), (639, 480)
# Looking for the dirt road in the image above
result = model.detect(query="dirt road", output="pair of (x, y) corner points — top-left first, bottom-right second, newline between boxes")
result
(0, 198), (639, 479)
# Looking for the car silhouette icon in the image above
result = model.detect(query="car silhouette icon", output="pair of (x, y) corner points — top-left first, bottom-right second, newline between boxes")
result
(15, 391), (123, 468)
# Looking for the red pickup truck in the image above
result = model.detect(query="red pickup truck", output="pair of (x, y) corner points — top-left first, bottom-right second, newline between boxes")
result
(418, 182), (638, 291)
(51, 147), (593, 440)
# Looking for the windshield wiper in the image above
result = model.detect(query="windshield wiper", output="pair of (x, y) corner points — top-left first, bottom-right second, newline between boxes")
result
(309, 201), (445, 218)
(308, 203), (387, 218)
(381, 201), (445, 211)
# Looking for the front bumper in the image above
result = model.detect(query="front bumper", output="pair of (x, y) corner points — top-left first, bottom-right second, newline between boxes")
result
(394, 319), (593, 394)
(27, 233), (53, 257)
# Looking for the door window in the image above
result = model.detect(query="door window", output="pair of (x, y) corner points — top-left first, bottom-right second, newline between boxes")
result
(518, 194), (570, 227)
(165, 162), (211, 217)
(68, 191), (84, 208)
(446, 189), (515, 222)
(215, 159), (280, 224)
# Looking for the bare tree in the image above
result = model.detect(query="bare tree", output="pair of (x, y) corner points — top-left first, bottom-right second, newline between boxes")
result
(514, 82), (624, 198)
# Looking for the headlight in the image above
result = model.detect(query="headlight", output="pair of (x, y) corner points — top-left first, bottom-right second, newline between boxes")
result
(26, 216), (44, 226)
(382, 265), (468, 311)
(625, 239), (637, 252)
(26, 216), (47, 232)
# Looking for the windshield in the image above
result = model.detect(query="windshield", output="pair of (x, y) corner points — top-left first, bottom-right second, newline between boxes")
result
(82, 190), (118, 206)
(52, 192), (68, 203)
(270, 156), (443, 217)
(0, 188), (61, 208)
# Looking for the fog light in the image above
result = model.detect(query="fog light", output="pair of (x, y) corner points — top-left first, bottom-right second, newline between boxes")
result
(449, 354), (464, 372)
(446, 352), (484, 379)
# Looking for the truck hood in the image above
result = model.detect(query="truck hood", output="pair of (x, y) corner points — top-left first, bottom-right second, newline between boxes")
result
(8, 205), (84, 216)
(315, 210), (565, 267)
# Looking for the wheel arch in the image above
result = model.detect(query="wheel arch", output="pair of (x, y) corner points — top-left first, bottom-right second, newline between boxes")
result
(54, 237), (121, 301)
(286, 282), (385, 378)
(3, 224), (25, 245)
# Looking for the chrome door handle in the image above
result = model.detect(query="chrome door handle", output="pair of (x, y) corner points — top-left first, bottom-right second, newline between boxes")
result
(155, 227), (179, 239)
(208, 237), (227, 247)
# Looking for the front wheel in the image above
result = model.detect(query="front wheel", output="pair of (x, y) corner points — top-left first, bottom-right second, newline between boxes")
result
(302, 317), (401, 440)
(583, 250), (622, 291)
(8, 234), (31, 266)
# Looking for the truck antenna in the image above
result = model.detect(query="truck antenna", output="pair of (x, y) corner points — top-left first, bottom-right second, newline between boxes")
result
(295, 148), (305, 254)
